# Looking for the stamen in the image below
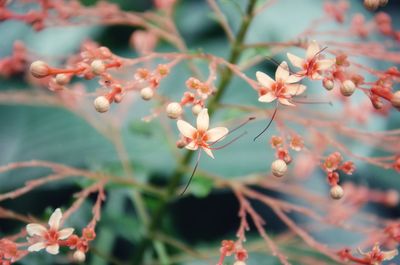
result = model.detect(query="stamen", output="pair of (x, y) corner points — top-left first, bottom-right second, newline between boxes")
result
(180, 151), (202, 196)
(210, 131), (248, 150)
(253, 104), (278, 141)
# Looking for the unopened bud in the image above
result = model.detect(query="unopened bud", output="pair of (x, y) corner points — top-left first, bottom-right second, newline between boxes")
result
(94, 96), (110, 113)
(330, 185), (344, 200)
(91, 60), (106, 75)
(323, 78), (334, 91)
(271, 159), (287, 178)
(140, 87), (154, 100)
(391, 91), (400, 108)
(166, 102), (183, 119)
(73, 250), (86, 263)
(55, 74), (70, 85)
(234, 261), (246, 265)
(340, 80), (356, 96)
(364, 0), (380, 10)
(30, 60), (50, 78)
(192, 104), (203, 115)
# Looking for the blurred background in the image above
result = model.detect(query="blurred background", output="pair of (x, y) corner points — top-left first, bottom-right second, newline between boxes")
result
(0, 0), (400, 264)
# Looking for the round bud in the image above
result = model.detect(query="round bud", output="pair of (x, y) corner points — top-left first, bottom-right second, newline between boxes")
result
(364, 0), (379, 10)
(391, 91), (400, 108)
(140, 87), (154, 101)
(176, 139), (187, 149)
(192, 104), (203, 115)
(94, 96), (110, 113)
(323, 78), (334, 91)
(234, 262), (246, 265)
(114, 94), (123, 103)
(271, 159), (287, 178)
(385, 189), (399, 207)
(30, 60), (50, 78)
(340, 80), (356, 97)
(73, 250), (86, 263)
(55, 74), (69, 85)
(330, 185), (344, 200)
(166, 102), (183, 119)
(91, 60), (106, 75)
(379, 0), (388, 7)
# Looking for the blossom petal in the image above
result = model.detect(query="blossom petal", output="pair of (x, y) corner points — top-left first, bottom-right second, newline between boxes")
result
(317, 59), (335, 70)
(202, 147), (215, 159)
(177, 120), (196, 138)
(197, 108), (209, 131)
(26, 223), (47, 237)
(286, 74), (304, 84)
(311, 72), (323, 80)
(287, 84), (306, 96)
(185, 141), (198, 150)
(48, 208), (62, 230)
(275, 61), (290, 81)
(287, 53), (305, 68)
(206, 127), (229, 142)
(28, 242), (46, 252)
(382, 249), (398, 261)
(46, 244), (59, 255)
(259, 93), (277, 103)
(58, 228), (74, 240)
(306, 40), (320, 59)
(256, 71), (274, 88)
(279, 98), (295, 106)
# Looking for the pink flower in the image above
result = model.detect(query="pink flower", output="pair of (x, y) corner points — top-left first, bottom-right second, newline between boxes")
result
(256, 61), (306, 106)
(177, 109), (228, 158)
(26, 208), (74, 255)
(287, 41), (335, 80)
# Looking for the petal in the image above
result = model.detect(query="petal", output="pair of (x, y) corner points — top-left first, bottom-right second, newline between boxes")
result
(206, 127), (229, 142)
(285, 74), (304, 84)
(311, 72), (323, 80)
(58, 228), (74, 240)
(317, 59), (335, 70)
(48, 208), (62, 230)
(258, 93), (277, 103)
(275, 61), (290, 81)
(202, 147), (215, 159)
(177, 120), (196, 138)
(287, 53), (305, 68)
(306, 40), (320, 59)
(256, 71), (274, 87)
(46, 244), (59, 255)
(28, 242), (46, 252)
(185, 141), (198, 150)
(279, 98), (296, 106)
(382, 249), (398, 261)
(287, 84), (306, 96)
(197, 108), (209, 131)
(26, 224), (47, 237)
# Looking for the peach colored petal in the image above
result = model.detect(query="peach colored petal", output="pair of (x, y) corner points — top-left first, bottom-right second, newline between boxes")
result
(58, 228), (74, 240)
(197, 108), (209, 131)
(311, 72), (323, 80)
(275, 61), (290, 81)
(256, 71), (274, 88)
(28, 242), (46, 252)
(185, 141), (198, 150)
(306, 40), (320, 59)
(285, 74), (304, 84)
(287, 84), (306, 96)
(202, 147), (215, 159)
(46, 244), (59, 255)
(177, 120), (196, 138)
(206, 127), (229, 142)
(48, 208), (62, 230)
(287, 53), (305, 68)
(317, 59), (335, 70)
(26, 223), (47, 237)
(279, 98), (295, 106)
(258, 93), (277, 103)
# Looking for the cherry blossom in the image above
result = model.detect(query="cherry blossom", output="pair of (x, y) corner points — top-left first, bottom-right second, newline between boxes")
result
(26, 208), (74, 255)
(287, 40), (336, 80)
(256, 61), (305, 106)
(177, 108), (228, 158)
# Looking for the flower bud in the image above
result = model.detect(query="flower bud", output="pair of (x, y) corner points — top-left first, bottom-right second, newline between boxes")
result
(30, 60), (50, 78)
(91, 60), (106, 75)
(73, 250), (86, 263)
(391, 91), (400, 108)
(234, 261), (246, 265)
(140, 87), (154, 100)
(166, 102), (183, 119)
(271, 159), (287, 177)
(340, 80), (356, 96)
(364, 0), (380, 10)
(94, 96), (110, 113)
(192, 104), (203, 115)
(379, 0), (388, 7)
(323, 78), (334, 91)
(330, 185), (344, 200)
(55, 74), (70, 85)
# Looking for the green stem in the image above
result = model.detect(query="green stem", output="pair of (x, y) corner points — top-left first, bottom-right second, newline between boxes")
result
(132, 1), (257, 264)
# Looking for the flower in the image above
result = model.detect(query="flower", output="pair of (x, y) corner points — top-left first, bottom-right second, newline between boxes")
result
(357, 243), (398, 265)
(177, 108), (228, 158)
(287, 40), (335, 80)
(256, 61), (306, 106)
(26, 208), (74, 255)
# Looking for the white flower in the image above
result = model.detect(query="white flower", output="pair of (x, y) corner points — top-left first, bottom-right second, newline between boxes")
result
(26, 208), (74, 255)
(287, 40), (335, 80)
(177, 108), (228, 158)
(257, 61), (306, 106)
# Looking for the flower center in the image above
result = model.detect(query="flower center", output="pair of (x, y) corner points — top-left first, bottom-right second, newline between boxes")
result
(193, 130), (208, 146)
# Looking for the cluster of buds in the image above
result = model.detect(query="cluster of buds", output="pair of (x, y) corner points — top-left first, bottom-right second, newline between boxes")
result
(136, 64), (172, 102)
(0, 239), (24, 264)
(369, 66), (400, 110)
(0, 41), (27, 77)
(322, 152), (355, 199)
(217, 240), (248, 265)
(338, 243), (397, 265)
(363, 0), (389, 11)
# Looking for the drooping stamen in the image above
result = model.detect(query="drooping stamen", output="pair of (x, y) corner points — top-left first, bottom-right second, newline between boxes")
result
(292, 99), (333, 106)
(180, 150), (202, 196)
(253, 105), (278, 141)
(209, 116), (255, 146)
(265, 56), (298, 76)
(210, 131), (248, 150)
